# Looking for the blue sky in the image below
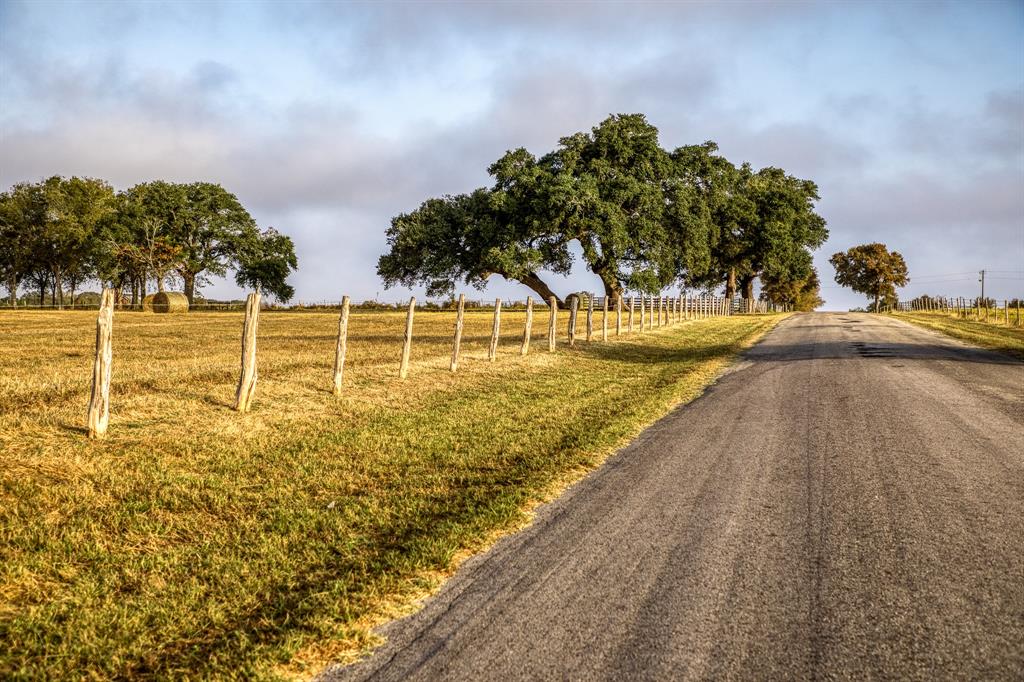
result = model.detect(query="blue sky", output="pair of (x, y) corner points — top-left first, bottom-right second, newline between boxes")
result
(2, 0), (1022, 308)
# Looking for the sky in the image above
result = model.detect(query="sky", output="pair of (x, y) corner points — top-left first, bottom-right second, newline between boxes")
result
(1, 0), (1022, 309)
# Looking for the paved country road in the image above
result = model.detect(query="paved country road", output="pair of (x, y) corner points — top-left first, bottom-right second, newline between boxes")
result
(325, 313), (1024, 681)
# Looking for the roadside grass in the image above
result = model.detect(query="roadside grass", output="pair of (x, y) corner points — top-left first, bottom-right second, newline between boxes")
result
(892, 311), (1024, 360)
(1, 309), (784, 680)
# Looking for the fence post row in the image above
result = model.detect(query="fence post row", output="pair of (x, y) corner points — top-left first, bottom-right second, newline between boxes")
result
(332, 295), (350, 394)
(602, 296), (609, 341)
(450, 293), (465, 372)
(521, 296), (533, 355)
(399, 296), (414, 379)
(568, 295), (579, 346)
(548, 296), (557, 351)
(234, 291), (261, 412)
(87, 288), (115, 438)
(586, 294), (594, 342)
(488, 298), (502, 361)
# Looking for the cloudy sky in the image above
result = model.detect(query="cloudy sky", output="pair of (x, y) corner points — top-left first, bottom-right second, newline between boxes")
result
(2, 0), (1021, 309)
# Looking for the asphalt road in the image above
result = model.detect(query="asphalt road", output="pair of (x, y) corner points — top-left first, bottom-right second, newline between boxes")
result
(326, 313), (1024, 681)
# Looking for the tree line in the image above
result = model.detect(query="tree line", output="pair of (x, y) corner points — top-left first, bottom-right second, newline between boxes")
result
(0, 177), (298, 307)
(377, 113), (828, 310)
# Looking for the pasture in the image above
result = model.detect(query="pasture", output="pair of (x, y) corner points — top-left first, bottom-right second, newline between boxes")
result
(1, 308), (783, 679)
(892, 310), (1024, 359)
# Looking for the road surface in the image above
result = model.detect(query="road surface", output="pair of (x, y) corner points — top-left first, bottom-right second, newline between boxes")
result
(326, 313), (1024, 680)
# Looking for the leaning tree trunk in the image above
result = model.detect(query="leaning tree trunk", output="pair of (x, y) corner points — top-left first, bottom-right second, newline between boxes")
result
(518, 271), (564, 308)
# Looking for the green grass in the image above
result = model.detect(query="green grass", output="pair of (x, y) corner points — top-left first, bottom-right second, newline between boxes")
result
(1, 309), (784, 679)
(892, 311), (1024, 359)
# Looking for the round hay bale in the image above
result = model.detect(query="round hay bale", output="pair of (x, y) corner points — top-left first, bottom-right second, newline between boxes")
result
(151, 291), (189, 313)
(142, 293), (156, 312)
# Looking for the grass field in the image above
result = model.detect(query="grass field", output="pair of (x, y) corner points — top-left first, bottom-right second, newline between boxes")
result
(1, 308), (784, 679)
(892, 311), (1024, 359)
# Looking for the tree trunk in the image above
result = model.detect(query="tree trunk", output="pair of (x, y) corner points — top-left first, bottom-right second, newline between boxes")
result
(517, 271), (563, 308)
(741, 275), (755, 300)
(873, 290), (880, 313)
(726, 268), (737, 301)
(588, 261), (622, 301)
(7, 275), (17, 306)
(183, 271), (196, 304)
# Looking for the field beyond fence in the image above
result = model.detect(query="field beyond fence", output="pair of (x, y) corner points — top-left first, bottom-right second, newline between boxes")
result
(1, 307), (783, 679)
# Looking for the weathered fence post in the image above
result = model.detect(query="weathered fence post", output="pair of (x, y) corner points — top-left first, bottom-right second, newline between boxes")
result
(602, 295), (609, 341)
(568, 295), (579, 346)
(450, 293), (465, 372)
(639, 295), (646, 333)
(520, 296), (534, 355)
(628, 296), (635, 332)
(234, 291), (261, 412)
(615, 296), (622, 336)
(87, 288), (115, 438)
(586, 293), (594, 342)
(657, 296), (663, 327)
(488, 298), (502, 361)
(548, 296), (557, 351)
(399, 296), (415, 379)
(332, 295), (350, 394)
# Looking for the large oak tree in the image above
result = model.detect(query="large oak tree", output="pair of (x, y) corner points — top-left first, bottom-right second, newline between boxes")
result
(830, 242), (909, 311)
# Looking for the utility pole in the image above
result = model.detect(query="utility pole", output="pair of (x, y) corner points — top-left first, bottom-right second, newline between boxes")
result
(979, 269), (986, 306)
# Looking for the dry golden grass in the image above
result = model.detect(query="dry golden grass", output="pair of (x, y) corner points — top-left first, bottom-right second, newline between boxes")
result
(892, 310), (1024, 359)
(1, 308), (784, 679)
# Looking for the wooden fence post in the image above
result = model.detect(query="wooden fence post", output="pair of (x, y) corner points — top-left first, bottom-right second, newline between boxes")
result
(548, 296), (557, 351)
(1004, 300), (1009, 326)
(615, 296), (622, 336)
(399, 296), (415, 379)
(1017, 299), (1021, 327)
(488, 298), (502, 361)
(87, 288), (115, 438)
(586, 293), (594, 342)
(332, 295), (350, 394)
(639, 295), (646, 333)
(657, 296), (663, 327)
(234, 291), (261, 412)
(628, 296), (635, 332)
(568, 295), (579, 346)
(517, 295), (533, 355)
(450, 293), (465, 371)
(602, 295), (608, 341)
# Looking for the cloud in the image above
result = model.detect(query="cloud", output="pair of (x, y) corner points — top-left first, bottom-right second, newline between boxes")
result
(1, 1), (1021, 308)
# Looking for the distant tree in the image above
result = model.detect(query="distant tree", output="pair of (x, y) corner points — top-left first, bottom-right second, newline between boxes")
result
(760, 265), (824, 311)
(830, 243), (909, 312)
(170, 182), (262, 304)
(0, 182), (46, 305)
(233, 227), (299, 302)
